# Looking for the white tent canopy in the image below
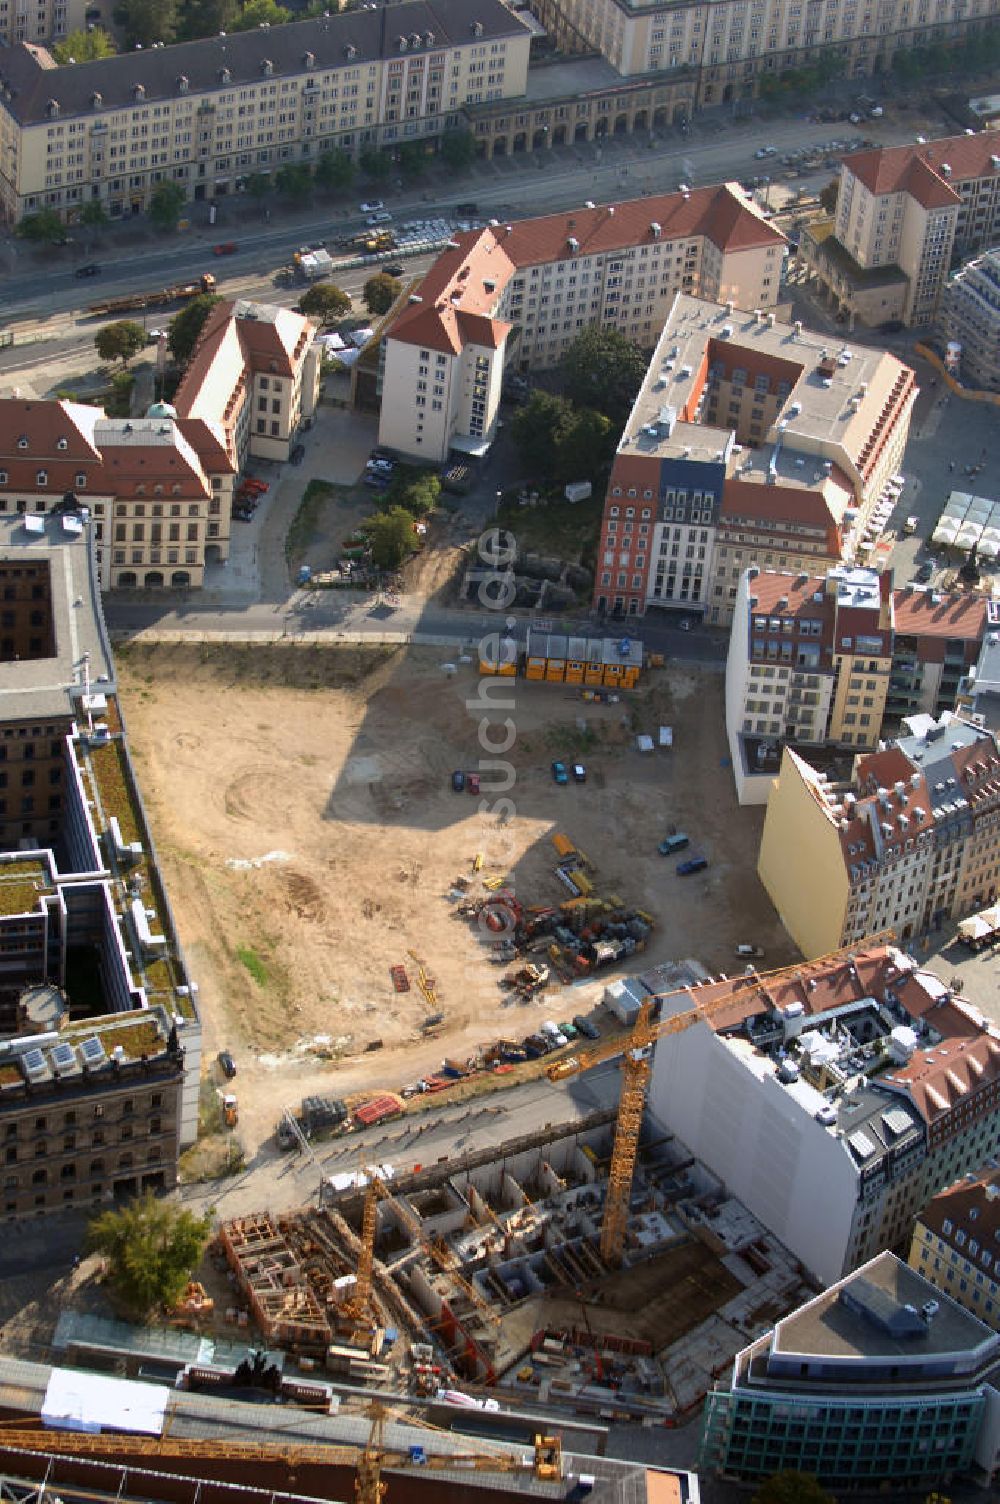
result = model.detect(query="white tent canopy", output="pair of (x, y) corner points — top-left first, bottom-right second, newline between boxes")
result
(42, 1368), (169, 1435)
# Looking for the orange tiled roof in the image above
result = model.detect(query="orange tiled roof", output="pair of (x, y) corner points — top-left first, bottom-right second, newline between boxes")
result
(842, 132), (1000, 208)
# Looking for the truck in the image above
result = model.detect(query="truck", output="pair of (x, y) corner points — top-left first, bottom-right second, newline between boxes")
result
(294, 246), (335, 281)
(340, 228), (396, 253)
(88, 272), (216, 318)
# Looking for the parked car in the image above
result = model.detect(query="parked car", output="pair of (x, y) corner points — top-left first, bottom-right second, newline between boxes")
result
(736, 944), (765, 959)
(367, 457), (394, 474)
(467, 772), (481, 795)
(218, 1049), (237, 1079)
(383, 263), (405, 277)
(367, 211), (393, 226)
(677, 855), (708, 875)
(573, 1014), (600, 1040)
(451, 769), (465, 792)
(572, 763), (586, 783)
(290, 443), (306, 465)
(551, 760), (569, 785)
(359, 200), (385, 214)
(75, 262), (101, 278)
(915, 561), (934, 584)
(212, 242), (238, 256)
(364, 472), (391, 489)
(658, 833), (689, 855)
(902, 515), (920, 537)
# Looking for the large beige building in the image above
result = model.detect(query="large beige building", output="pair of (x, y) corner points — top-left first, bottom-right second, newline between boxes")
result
(759, 711), (1000, 958)
(0, 0), (531, 223)
(803, 132), (1000, 328)
(941, 247), (1000, 393)
(0, 0), (83, 48)
(378, 185), (785, 462)
(910, 1165), (1000, 1331)
(592, 293), (916, 621)
(0, 301), (319, 591)
(532, 0), (1000, 102)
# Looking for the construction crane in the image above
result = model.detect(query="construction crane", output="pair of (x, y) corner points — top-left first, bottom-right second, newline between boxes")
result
(355, 1402), (388, 1504)
(552, 932), (896, 1266)
(345, 1172), (501, 1328)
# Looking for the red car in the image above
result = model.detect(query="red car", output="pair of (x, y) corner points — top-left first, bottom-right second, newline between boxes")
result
(467, 772), (481, 795)
(212, 242), (237, 256)
(242, 477), (268, 494)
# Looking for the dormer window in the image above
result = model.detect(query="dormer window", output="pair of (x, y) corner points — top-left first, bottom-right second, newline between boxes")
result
(135, 484), (146, 496)
(398, 35), (408, 50)
(91, 91), (103, 109)
(0, 472), (8, 484)
(75, 474), (87, 487)
(344, 44), (356, 59)
(472, 20), (484, 36)
(219, 67), (232, 84)
(132, 84), (145, 102)
(302, 50), (315, 68)
(176, 75), (189, 94)
(17, 436), (28, 450)
(36, 471), (47, 486)
(261, 58), (273, 76)
(56, 437), (68, 451)
(424, 30), (434, 44)
(46, 98), (60, 119)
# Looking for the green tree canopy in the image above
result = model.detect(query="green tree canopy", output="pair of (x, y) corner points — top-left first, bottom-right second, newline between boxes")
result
(365, 506), (419, 570)
(167, 293), (222, 366)
(232, 0), (290, 29)
(245, 172), (271, 200)
(562, 325), (647, 429)
(751, 1472), (836, 1504)
(149, 179), (186, 231)
(52, 27), (115, 63)
(510, 390), (573, 479)
(114, 0), (179, 47)
(440, 128), (477, 171)
(177, 0), (238, 40)
(87, 1190), (213, 1317)
(397, 142), (427, 180)
(95, 320), (146, 368)
(315, 148), (354, 194)
(385, 469), (440, 517)
(275, 163), (313, 202)
(553, 406), (614, 488)
(79, 200), (109, 228)
(16, 208), (67, 244)
(818, 177), (839, 215)
(359, 146), (392, 182)
(298, 282), (352, 322)
(362, 272), (403, 316)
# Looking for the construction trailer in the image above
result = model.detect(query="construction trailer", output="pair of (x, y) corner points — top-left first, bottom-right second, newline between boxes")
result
(522, 630), (642, 688)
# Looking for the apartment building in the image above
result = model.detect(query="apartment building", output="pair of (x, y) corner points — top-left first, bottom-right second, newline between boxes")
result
(0, 0), (83, 48)
(700, 1251), (1000, 1490)
(910, 1165), (1000, 1332)
(887, 586), (992, 722)
(0, 509), (200, 1218)
(649, 942), (1000, 1286)
(726, 564), (892, 802)
(803, 132), (1000, 329)
(593, 294), (916, 621)
(759, 711), (1000, 957)
(941, 247), (1000, 394)
(0, 0), (531, 224)
(378, 185), (785, 463)
(531, 0), (1000, 102)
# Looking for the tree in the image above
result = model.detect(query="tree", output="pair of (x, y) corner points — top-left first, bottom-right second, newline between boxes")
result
(386, 470), (440, 517)
(149, 179), (186, 232)
(245, 172), (271, 201)
(818, 177), (839, 215)
(114, 0), (179, 47)
(315, 148), (354, 194)
(232, 0), (290, 29)
(397, 142), (427, 180)
(359, 146), (392, 182)
(511, 390), (573, 479)
(440, 128), (477, 172)
(95, 320), (146, 368)
(79, 200), (108, 228)
(751, 1472), (836, 1504)
(553, 406), (614, 487)
(363, 273), (403, 316)
(177, 0), (238, 40)
(87, 1190), (212, 1317)
(298, 282), (352, 322)
(275, 163), (313, 203)
(365, 506), (419, 571)
(168, 293), (222, 366)
(52, 26), (115, 62)
(562, 325), (647, 429)
(16, 208), (67, 244)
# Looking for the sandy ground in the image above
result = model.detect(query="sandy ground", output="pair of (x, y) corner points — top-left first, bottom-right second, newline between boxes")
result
(118, 643), (794, 1156)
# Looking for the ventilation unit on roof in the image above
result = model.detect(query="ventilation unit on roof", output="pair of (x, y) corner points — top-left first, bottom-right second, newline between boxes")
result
(21, 1048), (49, 1082)
(793, 320), (802, 336)
(79, 1035), (107, 1070)
(50, 1041), (80, 1076)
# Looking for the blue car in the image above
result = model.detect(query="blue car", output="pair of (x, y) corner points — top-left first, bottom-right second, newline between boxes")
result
(451, 770), (465, 792)
(677, 855), (708, 876)
(551, 760), (569, 785)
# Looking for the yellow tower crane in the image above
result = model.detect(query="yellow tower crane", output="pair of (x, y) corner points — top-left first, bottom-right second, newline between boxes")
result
(551, 932), (896, 1266)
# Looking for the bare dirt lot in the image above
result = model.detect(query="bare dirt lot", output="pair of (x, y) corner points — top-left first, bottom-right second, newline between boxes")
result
(118, 643), (793, 1156)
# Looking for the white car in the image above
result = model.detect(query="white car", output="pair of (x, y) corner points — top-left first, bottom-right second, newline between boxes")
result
(359, 200), (384, 214)
(367, 211), (393, 226)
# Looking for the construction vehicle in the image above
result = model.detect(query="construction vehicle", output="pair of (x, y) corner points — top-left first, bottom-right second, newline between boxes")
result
(342, 228), (396, 254)
(501, 962), (549, 1000)
(222, 1093), (238, 1128)
(546, 933), (896, 1266)
(88, 272), (216, 318)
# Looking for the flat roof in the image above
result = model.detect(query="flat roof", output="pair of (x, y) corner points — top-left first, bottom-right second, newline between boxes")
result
(774, 1252), (995, 1363)
(0, 512), (113, 723)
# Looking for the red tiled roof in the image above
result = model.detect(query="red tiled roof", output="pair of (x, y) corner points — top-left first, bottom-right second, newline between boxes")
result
(918, 1164), (1000, 1249)
(893, 588), (989, 642)
(842, 132), (1000, 208)
(886, 1030), (1000, 1126)
(721, 477), (843, 552)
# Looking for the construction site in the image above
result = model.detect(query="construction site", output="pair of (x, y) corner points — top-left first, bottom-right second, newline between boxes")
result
(203, 966), (820, 1427)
